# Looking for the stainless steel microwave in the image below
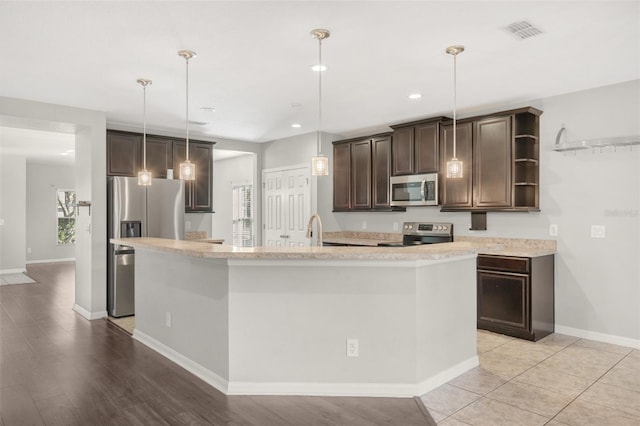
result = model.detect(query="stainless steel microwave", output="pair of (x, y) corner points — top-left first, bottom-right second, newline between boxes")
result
(390, 173), (438, 207)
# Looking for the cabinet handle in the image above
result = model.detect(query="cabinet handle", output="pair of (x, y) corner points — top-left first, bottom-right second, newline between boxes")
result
(280, 235), (290, 239)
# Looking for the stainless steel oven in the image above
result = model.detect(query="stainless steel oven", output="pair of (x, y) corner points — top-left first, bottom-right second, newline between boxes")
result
(390, 173), (438, 207)
(378, 222), (453, 247)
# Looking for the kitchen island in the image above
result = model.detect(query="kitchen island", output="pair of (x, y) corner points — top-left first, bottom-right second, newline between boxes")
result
(112, 237), (483, 398)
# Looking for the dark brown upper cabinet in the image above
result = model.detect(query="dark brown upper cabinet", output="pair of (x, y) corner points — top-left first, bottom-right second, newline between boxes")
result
(391, 118), (445, 176)
(145, 135), (174, 179)
(332, 133), (396, 212)
(440, 107), (542, 212)
(107, 129), (215, 213)
(173, 141), (214, 213)
(440, 121), (473, 209)
(106, 131), (141, 177)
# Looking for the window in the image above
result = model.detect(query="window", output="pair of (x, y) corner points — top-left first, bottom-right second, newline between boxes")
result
(57, 190), (76, 245)
(232, 184), (254, 247)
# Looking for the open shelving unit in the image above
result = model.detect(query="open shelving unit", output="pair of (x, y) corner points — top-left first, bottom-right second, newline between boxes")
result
(553, 127), (640, 152)
(513, 112), (540, 209)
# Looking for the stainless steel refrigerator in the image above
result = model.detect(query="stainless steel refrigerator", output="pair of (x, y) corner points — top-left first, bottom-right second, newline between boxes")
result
(107, 176), (185, 317)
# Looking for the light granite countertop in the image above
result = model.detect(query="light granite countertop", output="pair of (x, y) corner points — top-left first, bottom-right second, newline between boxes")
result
(323, 232), (556, 258)
(112, 237), (485, 261)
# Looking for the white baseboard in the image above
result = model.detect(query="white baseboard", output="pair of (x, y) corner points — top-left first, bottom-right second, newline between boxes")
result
(27, 258), (75, 265)
(133, 329), (230, 395)
(416, 355), (480, 396)
(133, 329), (476, 398)
(72, 304), (107, 320)
(555, 325), (640, 349)
(226, 381), (416, 397)
(0, 268), (27, 274)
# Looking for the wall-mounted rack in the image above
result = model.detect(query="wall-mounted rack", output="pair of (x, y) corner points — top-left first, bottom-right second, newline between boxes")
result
(554, 126), (640, 152)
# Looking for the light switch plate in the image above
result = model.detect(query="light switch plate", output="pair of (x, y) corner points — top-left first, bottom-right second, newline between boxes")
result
(591, 225), (606, 238)
(549, 224), (558, 236)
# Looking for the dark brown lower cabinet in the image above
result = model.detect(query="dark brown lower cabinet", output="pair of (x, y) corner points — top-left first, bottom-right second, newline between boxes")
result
(477, 254), (554, 341)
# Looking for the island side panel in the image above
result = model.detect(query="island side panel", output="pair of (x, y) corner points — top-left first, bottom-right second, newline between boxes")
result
(416, 256), (478, 393)
(227, 261), (418, 393)
(134, 249), (230, 382)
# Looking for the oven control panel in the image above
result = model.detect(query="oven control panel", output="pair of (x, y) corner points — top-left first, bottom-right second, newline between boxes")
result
(403, 222), (453, 236)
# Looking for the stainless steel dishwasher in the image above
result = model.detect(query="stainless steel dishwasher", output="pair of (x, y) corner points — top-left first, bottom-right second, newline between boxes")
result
(110, 247), (135, 317)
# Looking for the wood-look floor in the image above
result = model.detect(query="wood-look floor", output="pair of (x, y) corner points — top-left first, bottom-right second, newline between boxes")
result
(0, 262), (434, 425)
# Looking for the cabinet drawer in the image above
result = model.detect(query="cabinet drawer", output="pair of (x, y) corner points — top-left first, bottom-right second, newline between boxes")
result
(477, 255), (530, 273)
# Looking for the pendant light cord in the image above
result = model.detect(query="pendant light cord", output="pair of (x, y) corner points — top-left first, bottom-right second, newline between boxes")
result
(453, 53), (457, 160)
(317, 37), (323, 156)
(185, 56), (190, 161)
(143, 83), (147, 169)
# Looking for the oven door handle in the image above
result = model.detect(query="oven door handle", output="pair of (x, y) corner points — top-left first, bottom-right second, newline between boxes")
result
(420, 179), (426, 202)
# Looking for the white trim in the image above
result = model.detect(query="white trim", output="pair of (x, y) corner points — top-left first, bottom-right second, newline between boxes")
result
(133, 329), (230, 394)
(227, 381), (416, 398)
(227, 254), (477, 269)
(26, 257), (75, 265)
(0, 268), (27, 274)
(72, 304), (107, 320)
(555, 325), (640, 349)
(416, 356), (479, 396)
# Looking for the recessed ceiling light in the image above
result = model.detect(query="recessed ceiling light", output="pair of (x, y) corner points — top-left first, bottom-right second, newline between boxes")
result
(291, 123), (302, 128)
(66, 149), (74, 153)
(290, 102), (302, 108)
(200, 106), (216, 112)
(408, 93), (422, 99)
(60, 152), (69, 156)
(311, 64), (327, 72)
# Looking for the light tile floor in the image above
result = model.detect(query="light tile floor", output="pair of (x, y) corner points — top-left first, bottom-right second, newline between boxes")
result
(108, 315), (135, 334)
(421, 330), (640, 425)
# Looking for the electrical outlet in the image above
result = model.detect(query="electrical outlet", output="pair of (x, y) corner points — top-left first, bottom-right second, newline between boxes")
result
(166, 311), (172, 327)
(346, 338), (359, 358)
(185, 221), (191, 230)
(0, 218), (4, 226)
(591, 225), (606, 239)
(361, 221), (367, 230)
(393, 222), (399, 231)
(549, 224), (558, 237)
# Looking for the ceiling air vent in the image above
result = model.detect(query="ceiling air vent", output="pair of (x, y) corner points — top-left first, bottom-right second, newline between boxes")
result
(505, 21), (543, 40)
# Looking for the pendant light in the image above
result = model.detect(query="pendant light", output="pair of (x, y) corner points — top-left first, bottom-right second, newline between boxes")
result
(310, 29), (330, 176)
(137, 78), (153, 186)
(446, 45), (464, 179)
(178, 50), (197, 181)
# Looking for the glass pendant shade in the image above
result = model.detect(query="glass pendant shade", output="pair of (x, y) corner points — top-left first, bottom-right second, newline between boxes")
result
(311, 155), (329, 176)
(180, 160), (196, 181)
(446, 158), (463, 178)
(138, 169), (152, 186)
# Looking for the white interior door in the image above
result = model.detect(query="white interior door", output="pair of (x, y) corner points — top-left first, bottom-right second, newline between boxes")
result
(263, 165), (310, 247)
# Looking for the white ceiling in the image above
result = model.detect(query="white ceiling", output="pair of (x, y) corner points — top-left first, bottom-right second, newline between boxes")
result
(0, 127), (75, 166)
(0, 1), (638, 152)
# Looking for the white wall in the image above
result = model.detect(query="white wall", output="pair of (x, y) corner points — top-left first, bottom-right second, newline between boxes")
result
(26, 163), (75, 263)
(212, 154), (255, 244)
(0, 152), (27, 272)
(0, 97), (106, 319)
(270, 80), (640, 344)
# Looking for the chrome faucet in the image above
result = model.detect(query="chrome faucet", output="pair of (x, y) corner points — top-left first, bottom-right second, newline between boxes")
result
(306, 214), (323, 247)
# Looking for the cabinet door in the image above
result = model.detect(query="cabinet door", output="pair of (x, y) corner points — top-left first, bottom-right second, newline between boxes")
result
(477, 270), (529, 331)
(441, 122), (473, 208)
(474, 116), (512, 208)
(372, 136), (391, 208)
(107, 131), (141, 177)
(145, 136), (173, 179)
(392, 127), (414, 176)
(414, 122), (439, 173)
(190, 142), (213, 212)
(332, 143), (351, 210)
(351, 140), (372, 209)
